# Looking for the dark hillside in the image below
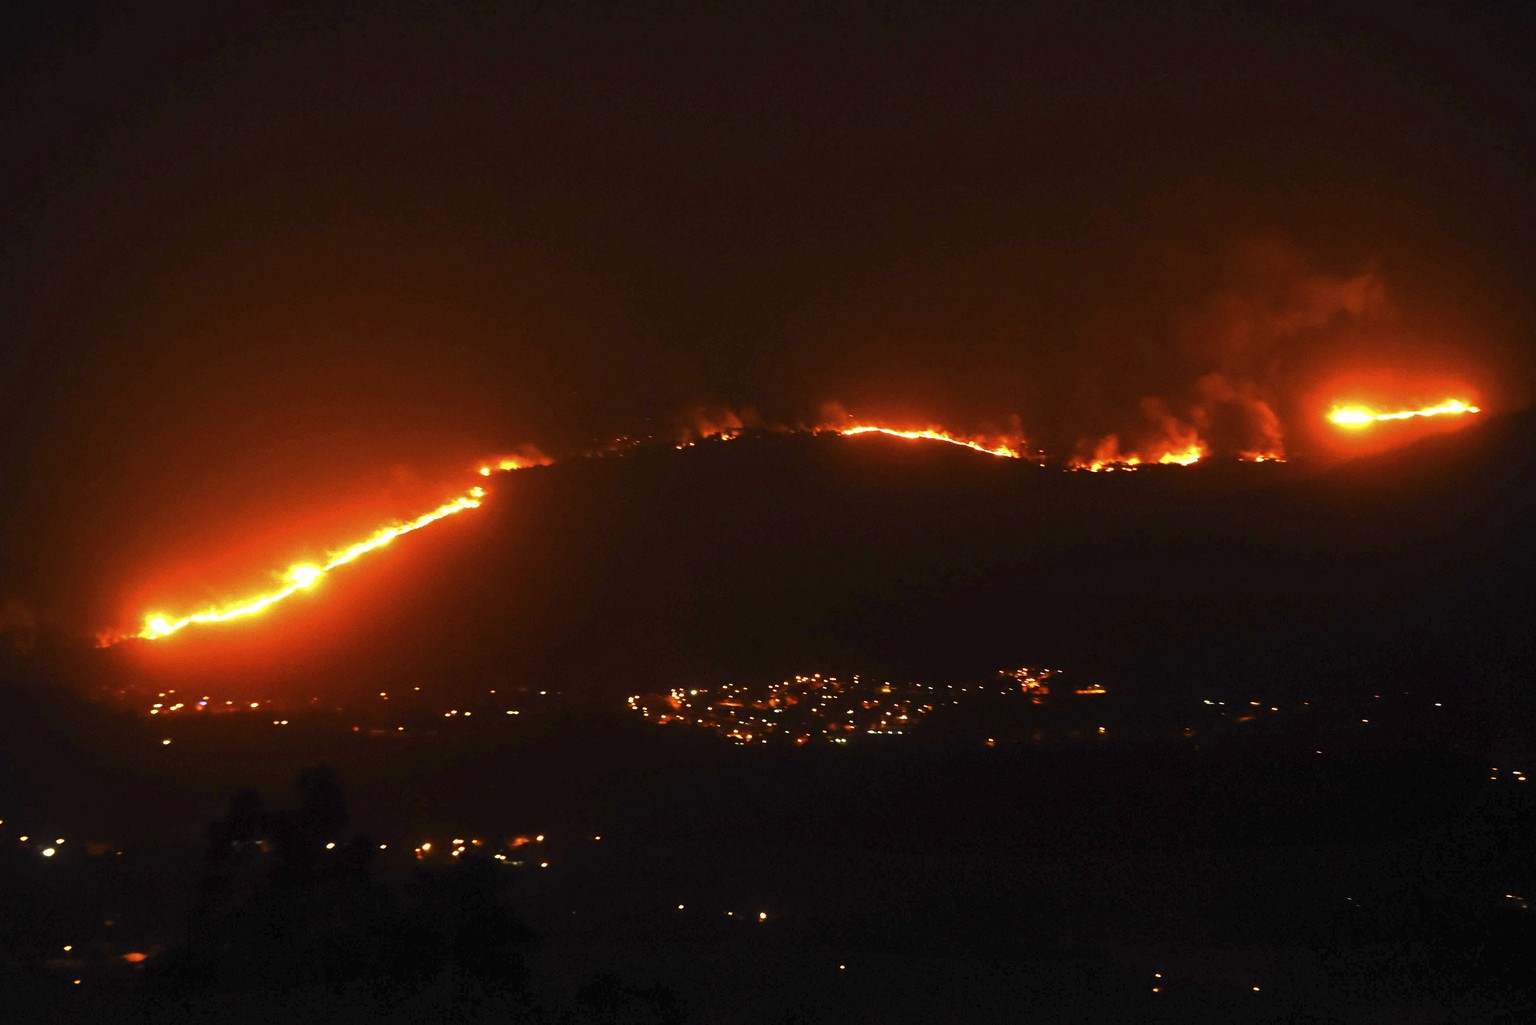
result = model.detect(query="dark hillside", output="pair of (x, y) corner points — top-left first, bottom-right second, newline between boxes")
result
(90, 412), (1533, 717)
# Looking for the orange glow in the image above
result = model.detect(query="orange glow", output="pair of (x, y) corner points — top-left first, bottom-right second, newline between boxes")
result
(1327, 399), (1480, 427)
(1075, 456), (1141, 472)
(1071, 437), (1208, 471)
(476, 445), (554, 476)
(833, 425), (1022, 459)
(129, 485), (487, 641)
(110, 407), (1300, 645)
(1155, 443), (1205, 466)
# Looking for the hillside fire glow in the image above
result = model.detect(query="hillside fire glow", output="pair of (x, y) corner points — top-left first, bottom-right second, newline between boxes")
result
(832, 426), (1022, 460)
(118, 396), (1462, 645)
(1327, 399), (1481, 427)
(125, 486), (488, 642)
(1069, 438), (1214, 472)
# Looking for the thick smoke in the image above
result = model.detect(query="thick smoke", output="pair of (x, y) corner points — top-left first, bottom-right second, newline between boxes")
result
(675, 404), (763, 443)
(1072, 235), (1392, 463)
(774, 230), (1397, 463)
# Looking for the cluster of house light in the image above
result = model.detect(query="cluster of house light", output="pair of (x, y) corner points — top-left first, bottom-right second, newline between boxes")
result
(626, 667), (1099, 745)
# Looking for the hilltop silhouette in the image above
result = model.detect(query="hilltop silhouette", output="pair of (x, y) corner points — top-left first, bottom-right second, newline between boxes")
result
(83, 410), (1534, 722)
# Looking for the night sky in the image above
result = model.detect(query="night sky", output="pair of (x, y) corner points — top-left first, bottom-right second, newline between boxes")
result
(3, 0), (1533, 627)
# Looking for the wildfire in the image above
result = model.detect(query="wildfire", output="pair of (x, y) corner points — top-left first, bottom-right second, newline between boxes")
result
(833, 426), (1022, 460)
(1070, 436), (1209, 472)
(476, 445), (554, 476)
(1075, 455), (1141, 472)
(130, 486), (487, 641)
(1327, 399), (1481, 427)
(113, 405), (1308, 643)
(1155, 443), (1205, 466)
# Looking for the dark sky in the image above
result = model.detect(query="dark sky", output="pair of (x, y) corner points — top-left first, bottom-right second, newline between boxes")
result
(3, 0), (1533, 626)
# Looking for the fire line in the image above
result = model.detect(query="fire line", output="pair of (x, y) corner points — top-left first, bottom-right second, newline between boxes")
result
(1327, 399), (1480, 427)
(129, 486), (487, 641)
(113, 408), (1335, 644)
(833, 426), (1021, 460)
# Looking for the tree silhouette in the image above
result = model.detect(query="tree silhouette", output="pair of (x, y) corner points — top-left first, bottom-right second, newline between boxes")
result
(145, 766), (535, 1022)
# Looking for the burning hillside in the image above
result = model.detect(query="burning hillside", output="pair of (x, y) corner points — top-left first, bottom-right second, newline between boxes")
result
(103, 395), (1487, 650)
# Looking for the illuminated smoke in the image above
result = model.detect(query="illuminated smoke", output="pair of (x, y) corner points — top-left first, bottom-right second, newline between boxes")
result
(676, 404), (761, 443)
(1071, 398), (1209, 470)
(1068, 237), (1389, 466)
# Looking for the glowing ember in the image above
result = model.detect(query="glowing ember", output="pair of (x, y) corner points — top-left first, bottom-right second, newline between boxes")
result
(1327, 399), (1480, 427)
(130, 486), (486, 641)
(834, 426), (1022, 460)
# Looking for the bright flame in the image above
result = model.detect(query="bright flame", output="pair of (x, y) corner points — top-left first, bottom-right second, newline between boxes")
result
(1075, 455), (1140, 472)
(1070, 434), (1209, 471)
(115, 407), (1301, 643)
(476, 445), (554, 476)
(1155, 444), (1205, 466)
(132, 486), (487, 641)
(1327, 399), (1481, 427)
(288, 564), (322, 588)
(834, 426), (1021, 460)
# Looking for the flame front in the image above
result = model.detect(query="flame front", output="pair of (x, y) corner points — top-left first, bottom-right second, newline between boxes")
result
(113, 403), (1321, 643)
(834, 426), (1022, 460)
(1155, 443), (1205, 466)
(476, 445), (554, 476)
(1327, 399), (1480, 427)
(1069, 435), (1215, 471)
(132, 486), (487, 641)
(122, 427), (1031, 644)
